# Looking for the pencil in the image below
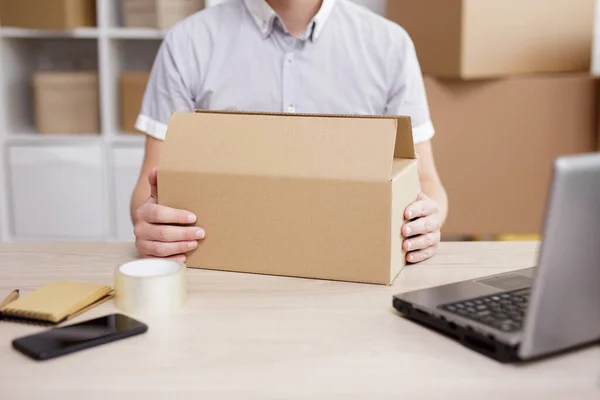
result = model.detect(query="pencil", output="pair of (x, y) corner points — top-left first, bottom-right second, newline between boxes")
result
(0, 289), (20, 309)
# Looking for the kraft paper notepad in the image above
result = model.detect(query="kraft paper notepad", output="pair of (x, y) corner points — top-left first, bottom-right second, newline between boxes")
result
(0, 281), (113, 324)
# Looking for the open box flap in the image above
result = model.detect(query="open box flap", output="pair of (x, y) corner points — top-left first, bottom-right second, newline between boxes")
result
(159, 111), (415, 181)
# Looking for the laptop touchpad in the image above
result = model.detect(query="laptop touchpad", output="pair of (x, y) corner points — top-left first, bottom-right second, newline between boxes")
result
(476, 274), (533, 291)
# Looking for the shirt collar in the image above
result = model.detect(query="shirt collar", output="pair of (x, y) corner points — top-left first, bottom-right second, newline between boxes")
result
(243, 0), (336, 41)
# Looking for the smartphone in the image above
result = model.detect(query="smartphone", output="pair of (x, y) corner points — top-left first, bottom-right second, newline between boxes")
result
(12, 313), (148, 361)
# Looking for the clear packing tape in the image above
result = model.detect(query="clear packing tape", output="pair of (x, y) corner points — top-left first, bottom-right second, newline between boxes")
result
(114, 259), (187, 314)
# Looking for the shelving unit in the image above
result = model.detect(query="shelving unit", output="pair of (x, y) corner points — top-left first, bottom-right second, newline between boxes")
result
(0, 0), (387, 243)
(0, 0), (168, 243)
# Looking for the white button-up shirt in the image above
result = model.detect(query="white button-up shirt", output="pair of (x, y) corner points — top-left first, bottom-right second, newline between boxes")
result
(136, 0), (435, 143)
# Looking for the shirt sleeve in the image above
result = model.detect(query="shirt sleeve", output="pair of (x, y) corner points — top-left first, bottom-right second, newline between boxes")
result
(135, 31), (195, 141)
(384, 28), (435, 144)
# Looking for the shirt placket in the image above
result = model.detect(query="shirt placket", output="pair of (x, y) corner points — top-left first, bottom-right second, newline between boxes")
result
(281, 38), (299, 113)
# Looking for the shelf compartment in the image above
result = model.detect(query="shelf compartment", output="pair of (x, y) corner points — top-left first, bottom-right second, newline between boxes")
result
(0, 37), (99, 135)
(102, 38), (159, 133)
(7, 144), (108, 240)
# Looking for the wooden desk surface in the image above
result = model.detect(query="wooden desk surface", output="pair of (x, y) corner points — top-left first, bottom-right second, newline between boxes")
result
(0, 242), (598, 399)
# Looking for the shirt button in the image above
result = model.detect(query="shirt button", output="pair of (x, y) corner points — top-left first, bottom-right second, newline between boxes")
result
(287, 105), (296, 113)
(286, 53), (295, 63)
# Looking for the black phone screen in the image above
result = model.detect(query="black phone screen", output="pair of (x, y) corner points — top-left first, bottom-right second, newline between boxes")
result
(12, 313), (148, 361)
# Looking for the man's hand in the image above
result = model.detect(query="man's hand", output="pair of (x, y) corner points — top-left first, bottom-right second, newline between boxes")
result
(133, 168), (205, 262)
(401, 192), (442, 263)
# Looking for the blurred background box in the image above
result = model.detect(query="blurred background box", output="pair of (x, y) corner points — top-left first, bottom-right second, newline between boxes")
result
(426, 74), (598, 236)
(387, 0), (595, 79)
(119, 71), (150, 134)
(121, 0), (204, 30)
(33, 71), (100, 134)
(0, 0), (96, 30)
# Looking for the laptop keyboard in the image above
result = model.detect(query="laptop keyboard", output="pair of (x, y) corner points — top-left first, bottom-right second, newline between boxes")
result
(438, 288), (531, 333)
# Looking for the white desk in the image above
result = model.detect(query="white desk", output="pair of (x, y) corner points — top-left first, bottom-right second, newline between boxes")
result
(0, 242), (598, 399)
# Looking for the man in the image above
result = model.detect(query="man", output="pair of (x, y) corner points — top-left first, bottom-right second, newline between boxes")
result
(130, 0), (448, 264)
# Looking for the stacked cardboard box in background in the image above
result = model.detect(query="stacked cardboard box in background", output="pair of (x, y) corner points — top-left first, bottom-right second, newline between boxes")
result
(387, 0), (599, 237)
(388, 0), (594, 78)
(0, 0), (96, 30)
(423, 75), (597, 236)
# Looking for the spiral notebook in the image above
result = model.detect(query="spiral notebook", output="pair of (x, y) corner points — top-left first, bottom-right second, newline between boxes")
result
(0, 281), (113, 324)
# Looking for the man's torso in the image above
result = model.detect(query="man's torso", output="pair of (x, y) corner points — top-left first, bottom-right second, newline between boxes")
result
(178, 0), (400, 115)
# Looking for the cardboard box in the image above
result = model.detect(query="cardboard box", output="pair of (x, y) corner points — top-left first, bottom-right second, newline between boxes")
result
(119, 71), (150, 134)
(158, 111), (421, 285)
(0, 0), (96, 30)
(121, 0), (204, 31)
(426, 74), (598, 236)
(386, 0), (595, 79)
(33, 71), (100, 134)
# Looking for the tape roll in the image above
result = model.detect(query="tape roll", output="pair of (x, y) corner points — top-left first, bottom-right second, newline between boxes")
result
(114, 259), (187, 314)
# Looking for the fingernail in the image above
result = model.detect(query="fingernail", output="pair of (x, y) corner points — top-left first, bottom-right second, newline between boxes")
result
(405, 226), (411, 236)
(407, 241), (412, 250)
(178, 256), (186, 263)
(188, 214), (196, 223)
(188, 241), (198, 249)
(409, 254), (415, 262)
(408, 210), (413, 219)
(195, 229), (206, 239)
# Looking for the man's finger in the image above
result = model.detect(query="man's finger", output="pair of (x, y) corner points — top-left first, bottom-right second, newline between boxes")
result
(402, 215), (440, 237)
(165, 254), (187, 263)
(136, 239), (199, 258)
(404, 198), (438, 220)
(403, 230), (441, 252)
(149, 167), (158, 200)
(135, 222), (206, 242)
(140, 203), (197, 225)
(406, 245), (438, 264)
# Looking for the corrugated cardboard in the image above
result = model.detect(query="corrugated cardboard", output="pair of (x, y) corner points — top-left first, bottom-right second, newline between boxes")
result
(33, 71), (100, 134)
(426, 74), (598, 236)
(0, 0), (96, 30)
(121, 0), (204, 31)
(119, 71), (149, 134)
(157, 111), (421, 285)
(386, 0), (595, 79)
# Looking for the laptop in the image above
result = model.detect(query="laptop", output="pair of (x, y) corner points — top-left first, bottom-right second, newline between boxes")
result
(393, 153), (600, 363)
